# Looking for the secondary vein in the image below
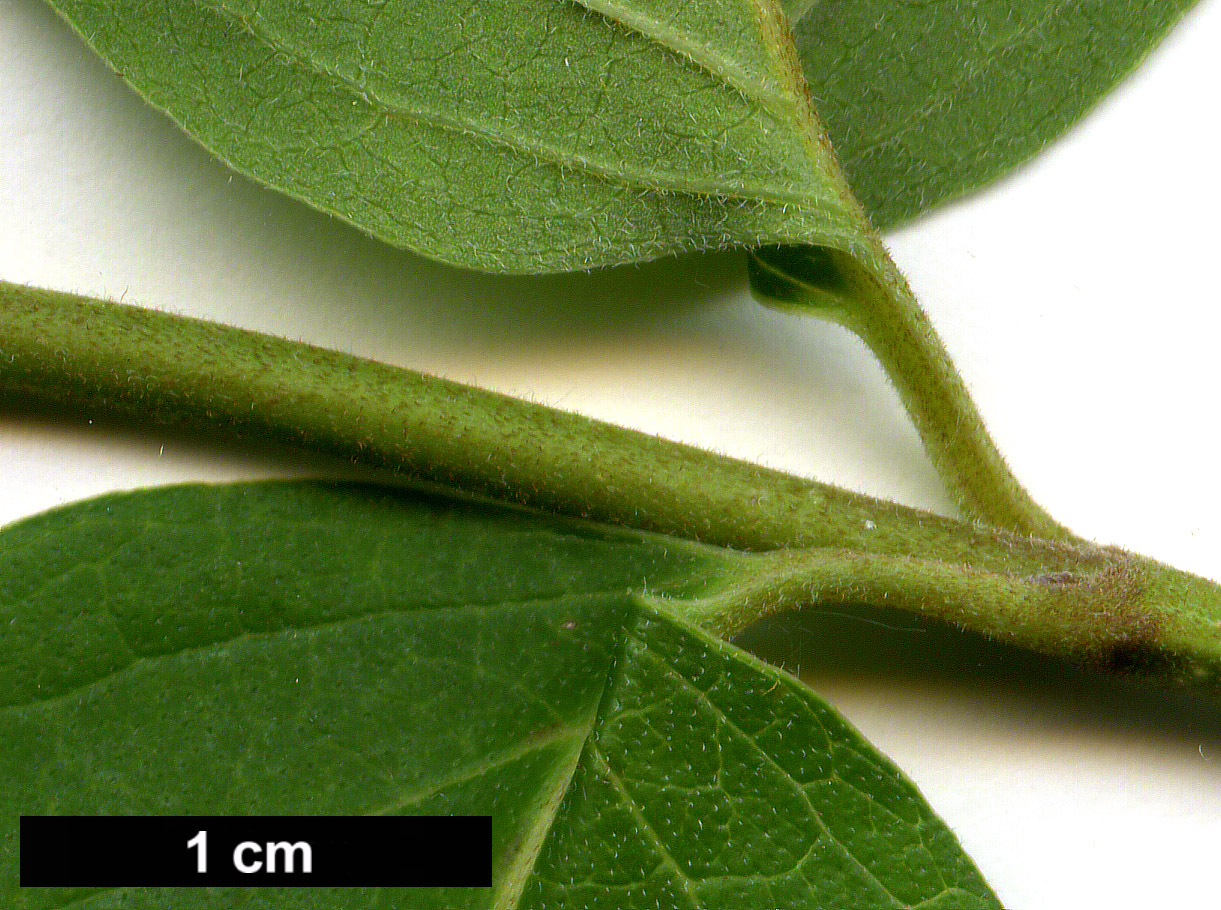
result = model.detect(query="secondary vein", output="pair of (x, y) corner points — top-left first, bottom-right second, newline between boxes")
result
(565, 0), (794, 113)
(200, 0), (834, 210)
(634, 641), (907, 904)
(363, 722), (590, 818)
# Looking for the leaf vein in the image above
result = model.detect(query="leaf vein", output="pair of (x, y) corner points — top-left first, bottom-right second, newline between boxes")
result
(635, 642), (907, 904)
(364, 722), (591, 817)
(589, 744), (704, 908)
(2, 591), (634, 712)
(200, 0), (828, 209)
(563, 0), (792, 113)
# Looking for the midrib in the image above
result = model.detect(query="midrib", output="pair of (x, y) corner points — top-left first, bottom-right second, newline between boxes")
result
(201, 0), (835, 211)
(490, 729), (592, 909)
(566, 0), (792, 111)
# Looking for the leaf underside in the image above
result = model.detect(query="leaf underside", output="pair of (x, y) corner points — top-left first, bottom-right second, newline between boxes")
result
(786, 0), (1200, 227)
(0, 481), (1001, 909)
(44, 0), (1200, 275)
(44, 0), (865, 273)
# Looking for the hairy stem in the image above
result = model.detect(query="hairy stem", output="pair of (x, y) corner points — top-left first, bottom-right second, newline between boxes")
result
(679, 547), (1221, 691)
(3, 281), (1219, 691)
(750, 244), (1069, 540)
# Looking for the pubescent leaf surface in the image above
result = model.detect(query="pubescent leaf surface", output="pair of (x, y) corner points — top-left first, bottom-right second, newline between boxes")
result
(43, 0), (867, 273)
(786, 0), (1200, 227)
(1, 481), (1001, 909)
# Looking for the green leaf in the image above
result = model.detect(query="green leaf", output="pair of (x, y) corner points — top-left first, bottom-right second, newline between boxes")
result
(785, 0), (1200, 227)
(0, 481), (1001, 909)
(41, 0), (869, 273)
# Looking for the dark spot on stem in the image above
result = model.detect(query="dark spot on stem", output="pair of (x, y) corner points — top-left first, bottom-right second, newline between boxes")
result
(1028, 571), (1086, 586)
(1098, 641), (1162, 675)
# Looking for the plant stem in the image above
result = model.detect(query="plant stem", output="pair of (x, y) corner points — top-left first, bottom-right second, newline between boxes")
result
(750, 243), (1070, 541)
(0, 280), (1079, 563)
(3, 280), (1220, 691)
(678, 547), (1221, 691)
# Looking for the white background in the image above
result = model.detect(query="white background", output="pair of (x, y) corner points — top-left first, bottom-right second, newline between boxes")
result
(2, 0), (1220, 906)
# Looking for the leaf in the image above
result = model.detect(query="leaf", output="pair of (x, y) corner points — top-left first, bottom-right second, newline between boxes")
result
(41, 0), (870, 273)
(785, 0), (1200, 227)
(0, 481), (1002, 909)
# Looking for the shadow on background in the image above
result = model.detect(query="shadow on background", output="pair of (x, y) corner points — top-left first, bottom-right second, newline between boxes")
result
(324, 243), (752, 341)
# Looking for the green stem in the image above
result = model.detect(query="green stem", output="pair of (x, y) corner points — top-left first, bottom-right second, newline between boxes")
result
(750, 243), (1070, 541)
(3, 281), (1220, 691)
(0, 280), (1046, 562)
(678, 547), (1221, 691)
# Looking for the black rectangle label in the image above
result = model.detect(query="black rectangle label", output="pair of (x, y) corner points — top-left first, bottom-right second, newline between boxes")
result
(20, 815), (491, 887)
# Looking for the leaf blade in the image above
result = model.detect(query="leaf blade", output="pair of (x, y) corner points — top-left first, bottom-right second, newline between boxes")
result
(0, 481), (1002, 908)
(45, 0), (865, 272)
(788, 0), (1200, 226)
